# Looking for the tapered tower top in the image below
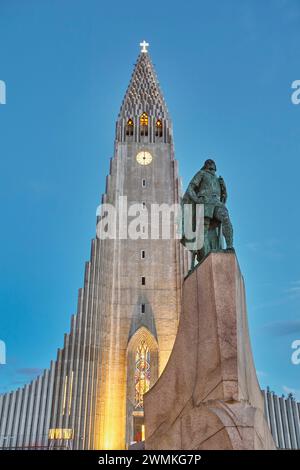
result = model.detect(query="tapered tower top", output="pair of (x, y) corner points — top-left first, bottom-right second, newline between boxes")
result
(116, 41), (172, 144)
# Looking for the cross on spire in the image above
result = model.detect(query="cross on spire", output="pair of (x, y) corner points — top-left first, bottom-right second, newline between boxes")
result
(140, 40), (149, 53)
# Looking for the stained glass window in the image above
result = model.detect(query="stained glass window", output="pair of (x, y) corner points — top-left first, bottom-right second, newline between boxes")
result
(134, 340), (150, 409)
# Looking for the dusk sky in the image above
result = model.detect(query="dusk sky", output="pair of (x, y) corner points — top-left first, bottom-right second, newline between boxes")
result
(0, 0), (300, 400)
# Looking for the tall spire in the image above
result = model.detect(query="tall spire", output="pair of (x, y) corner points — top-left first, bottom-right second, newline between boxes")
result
(117, 42), (172, 144)
(118, 44), (169, 120)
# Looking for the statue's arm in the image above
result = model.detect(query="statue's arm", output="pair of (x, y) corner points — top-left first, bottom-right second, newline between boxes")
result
(187, 172), (203, 203)
(219, 176), (227, 203)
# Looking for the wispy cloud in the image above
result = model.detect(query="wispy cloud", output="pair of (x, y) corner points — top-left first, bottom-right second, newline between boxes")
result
(245, 239), (283, 259)
(253, 279), (300, 312)
(285, 280), (300, 300)
(253, 298), (288, 312)
(262, 320), (300, 336)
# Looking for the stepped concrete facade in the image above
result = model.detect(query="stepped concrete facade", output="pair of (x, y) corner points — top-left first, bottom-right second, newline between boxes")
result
(0, 46), (189, 450)
(263, 389), (300, 449)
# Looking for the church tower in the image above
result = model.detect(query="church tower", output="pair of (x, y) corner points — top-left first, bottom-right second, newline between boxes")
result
(0, 42), (188, 450)
(94, 41), (187, 449)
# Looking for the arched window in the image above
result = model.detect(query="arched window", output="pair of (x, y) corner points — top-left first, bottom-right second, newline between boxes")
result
(140, 112), (148, 126)
(126, 118), (134, 136)
(134, 340), (150, 409)
(140, 112), (148, 136)
(155, 119), (163, 137)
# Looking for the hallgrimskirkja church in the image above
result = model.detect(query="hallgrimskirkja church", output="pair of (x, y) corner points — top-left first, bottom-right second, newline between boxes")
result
(0, 43), (299, 450)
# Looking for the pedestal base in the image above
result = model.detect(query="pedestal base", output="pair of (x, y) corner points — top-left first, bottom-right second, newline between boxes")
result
(144, 253), (276, 450)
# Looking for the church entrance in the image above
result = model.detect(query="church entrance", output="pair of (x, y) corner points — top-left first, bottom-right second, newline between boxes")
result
(126, 327), (159, 447)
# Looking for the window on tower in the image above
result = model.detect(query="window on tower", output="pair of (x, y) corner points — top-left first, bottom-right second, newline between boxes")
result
(155, 119), (163, 138)
(126, 118), (134, 136)
(141, 276), (146, 285)
(134, 340), (150, 409)
(140, 112), (148, 136)
(140, 112), (148, 126)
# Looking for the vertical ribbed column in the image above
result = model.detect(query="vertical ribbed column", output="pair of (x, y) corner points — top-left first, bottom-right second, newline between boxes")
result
(73, 288), (86, 449)
(62, 315), (76, 435)
(83, 240), (99, 449)
(30, 375), (42, 447)
(263, 390), (300, 449)
(36, 370), (49, 447)
(286, 397), (298, 449)
(89, 239), (102, 449)
(280, 396), (292, 448)
(50, 348), (63, 432)
(71, 289), (84, 449)
(267, 392), (279, 446)
(11, 388), (22, 448)
(274, 394), (285, 448)
(17, 384), (29, 448)
(43, 360), (56, 447)
(77, 261), (91, 449)
(4, 392), (16, 448)
(0, 393), (9, 446)
(23, 380), (36, 447)
(292, 399), (300, 448)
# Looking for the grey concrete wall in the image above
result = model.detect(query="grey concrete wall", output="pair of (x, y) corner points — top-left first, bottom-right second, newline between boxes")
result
(263, 389), (300, 449)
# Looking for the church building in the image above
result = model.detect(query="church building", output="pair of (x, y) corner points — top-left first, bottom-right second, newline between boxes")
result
(0, 41), (188, 450)
(0, 42), (299, 450)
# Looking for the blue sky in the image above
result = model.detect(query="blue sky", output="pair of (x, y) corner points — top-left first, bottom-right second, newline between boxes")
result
(0, 0), (299, 399)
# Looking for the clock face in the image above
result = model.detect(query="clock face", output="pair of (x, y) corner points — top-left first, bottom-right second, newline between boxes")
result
(136, 151), (153, 166)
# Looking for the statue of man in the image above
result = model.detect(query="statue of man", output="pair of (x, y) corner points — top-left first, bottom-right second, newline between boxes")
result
(181, 159), (234, 268)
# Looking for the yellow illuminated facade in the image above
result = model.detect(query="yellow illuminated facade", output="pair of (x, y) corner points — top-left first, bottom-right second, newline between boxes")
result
(48, 428), (73, 440)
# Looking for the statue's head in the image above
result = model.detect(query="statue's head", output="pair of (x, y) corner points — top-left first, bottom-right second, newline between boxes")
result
(203, 159), (217, 173)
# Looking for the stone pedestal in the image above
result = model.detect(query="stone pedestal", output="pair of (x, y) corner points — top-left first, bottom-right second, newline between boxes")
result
(144, 253), (276, 450)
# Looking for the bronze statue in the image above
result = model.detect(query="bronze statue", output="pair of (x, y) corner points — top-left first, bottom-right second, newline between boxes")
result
(181, 159), (234, 269)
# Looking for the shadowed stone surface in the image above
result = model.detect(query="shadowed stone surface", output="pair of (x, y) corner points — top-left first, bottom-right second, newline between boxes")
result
(144, 252), (276, 450)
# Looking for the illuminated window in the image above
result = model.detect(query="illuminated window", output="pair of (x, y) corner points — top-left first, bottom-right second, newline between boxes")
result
(140, 113), (148, 136)
(140, 112), (148, 126)
(134, 340), (150, 408)
(133, 416), (145, 443)
(126, 118), (134, 136)
(156, 119), (163, 137)
(48, 428), (73, 440)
